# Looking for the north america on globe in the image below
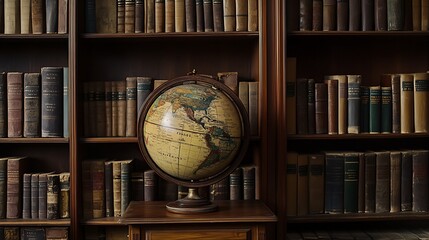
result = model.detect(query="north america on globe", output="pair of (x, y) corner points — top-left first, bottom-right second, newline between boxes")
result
(143, 83), (243, 181)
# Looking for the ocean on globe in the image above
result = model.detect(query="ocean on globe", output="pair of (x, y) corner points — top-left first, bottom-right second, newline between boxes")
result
(143, 83), (242, 181)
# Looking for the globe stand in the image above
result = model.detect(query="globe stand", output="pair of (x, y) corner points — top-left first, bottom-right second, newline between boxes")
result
(166, 188), (218, 214)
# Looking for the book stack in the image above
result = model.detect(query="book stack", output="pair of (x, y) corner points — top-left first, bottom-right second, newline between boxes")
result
(286, 149), (429, 216)
(0, 227), (69, 240)
(85, 0), (258, 33)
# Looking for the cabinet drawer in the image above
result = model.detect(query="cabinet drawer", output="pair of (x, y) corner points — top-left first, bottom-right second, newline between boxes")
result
(145, 229), (251, 240)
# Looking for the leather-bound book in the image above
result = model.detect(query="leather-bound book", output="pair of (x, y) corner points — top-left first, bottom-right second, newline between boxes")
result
(185, 0), (196, 31)
(137, 77), (152, 114)
(337, 0), (346, 31)
(364, 152), (375, 213)
(31, 173), (39, 219)
(375, 0), (387, 30)
(242, 166), (255, 200)
(210, 177), (229, 200)
(5, 0), (20, 33)
(400, 73), (414, 133)
(96, 0), (117, 33)
(369, 86), (381, 134)
(126, 77), (137, 137)
(125, 0), (136, 33)
(131, 172), (144, 201)
(286, 58), (297, 135)
(307, 79), (315, 134)
(175, 0), (186, 31)
(46, 0), (58, 33)
(21, 228), (45, 240)
(362, 0), (375, 30)
(4, 227), (19, 240)
(58, 0), (68, 33)
(248, 0), (257, 31)
(308, 154), (324, 214)
(117, 0), (125, 32)
(46, 227), (68, 240)
(38, 172), (50, 219)
(323, 0), (336, 30)
(325, 79), (338, 134)
(413, 72), (429, 133)
(23, 173), (31, 219)
(23, 73), (41, 138)
(213, 0), (224, 31)
(326, 75), (347, 134)
(375, 151), (390, 213)
(315, 82), (328, 134)
(145, 0), (155, 32)
(120, 160), (133, 215)
(344, 152), (359, 213)
(21, 0), (31, 33)
(135, 0), (144, 32)
(95, 81), (106, 137)
(235, 0), (247, 31)
(286, 152), (298, 216)
(218, 71), (238, 95)
(144, 169), (157, 201)
(155, 0), (165, 32)
(165, 0), (175, 32)
(32, 0), (44, 33)
(104, 161), (114, 217)
(229, 167), (242, 200)
(0, 73), (6, 137)
(349, 0), (361, 30)
(117, 81), (126, 137)
(196, 0), (204, 32)
(297, 154), (308, 215)
(224, 0), (236, 31)
(238, 81), (249, 113)
(360, 86), (370, 133)
(313, 0), (322, 30)
(82, 162), (94, 219)
(381, 85), (392, 133)
(390, 74), (400, 133)
(6, 156), (27, 218)
(390, 151), (401, 213)
(7, 72), (24, 138)
(387, 0), (404, 30)
(204, 0), (214, 32)
(296, 78), (308, 134)
(400, 150), (412, 211)
(357, 153), (365, 213)
(104, 81), (112, 137)
(112, 161), (121, 216)
(85, 0), (96, 32)
(324, 152), (344, 214)
(111, 81), (118, 136)
(91, 160), (105, 218)
(347, 75), (361, 134)
(300, 0), (312, 31)
(47, 174), (60, 219)
(422, 0), (429, 30)
(59, 172), (70, 218)
(412, 0), (421, 30)
(63, 67), (68, 137)
(41, 67), (63, 137)
(412, 150), (429, 212)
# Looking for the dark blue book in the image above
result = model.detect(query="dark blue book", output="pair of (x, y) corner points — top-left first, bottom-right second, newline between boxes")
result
(324, 152), (344, 214)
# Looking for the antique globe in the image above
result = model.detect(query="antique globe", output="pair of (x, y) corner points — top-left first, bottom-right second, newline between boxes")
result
(137, 74), (250, 214)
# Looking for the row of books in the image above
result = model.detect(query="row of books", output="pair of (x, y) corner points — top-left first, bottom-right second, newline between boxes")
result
(292, 72), (429, 135)
(287, 150), (429, 216)
(0, 68), (68, 138)
(0, 227), (68, 240)
(299, 0), (429, 31)
(86, 0), (258, 34)
(1, 0), (68, 34)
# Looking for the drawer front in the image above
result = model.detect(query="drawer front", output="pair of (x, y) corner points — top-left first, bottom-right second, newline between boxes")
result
(145, 229), (252, 240)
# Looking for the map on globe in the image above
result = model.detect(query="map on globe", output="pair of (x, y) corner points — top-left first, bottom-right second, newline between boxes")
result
(143, 83), (243, 181)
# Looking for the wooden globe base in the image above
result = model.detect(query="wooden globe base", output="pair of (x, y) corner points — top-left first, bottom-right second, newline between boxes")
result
(166, 188), (218, 214)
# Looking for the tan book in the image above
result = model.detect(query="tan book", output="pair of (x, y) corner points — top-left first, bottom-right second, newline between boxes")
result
(249, 81), (258, 136)
(112, 161), (122, 217)
(155, 0), (165, 32)
(117, 81), (127, 137)
(135, 0), (144, 33)
(235, 0), (247, 31)
(217, 71), (238, 94)
(145, 0), (155, 33)
(96, 0), (117, 33)
(175, 0), (185, 32)
(400, 74), (414, 133)
(31, 0), (44, 33)
(126, 77), (137, 137)
(165, 0), (175, 32)
(20, 0), (31, 33)
(118, 0), (126, 33)
(125, 0), (136, 33)
(5, 0), (20, 34)
(286, 152), (298, 216)
(286, 58), (297, 135)
(248, 0), (257, 31)
(224, 0), (236, 31)
(59, 172), (70, 218)
(238, 81), (249, 113)
(414, 72), (429, 133)
(58, 0), (68, 33)
(422, 0), (429, 30)
(326, 75), (347, 134)
(297, 154), (308, 216)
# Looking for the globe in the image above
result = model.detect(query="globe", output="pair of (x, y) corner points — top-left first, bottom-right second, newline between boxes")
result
(137, 74), (250, 213)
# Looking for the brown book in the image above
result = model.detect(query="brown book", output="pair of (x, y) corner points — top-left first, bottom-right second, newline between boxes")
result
(400, 73), (414, 133)
(210, 177), (229, 200)
(4, 227), (19, 240)
(96, 0), (117, 33)
(39, 172), (52, 219)
(375, 151), (390, 213)
(412, 150), (429, 212)
(308, 154), (324, 214)
(126, 77), (137, 137)
(203, 0), (214, 31)
(117, 0), (125, 32)
(117, 81), (127, 137)
(23, 173), (31, 219)
(315, 83), (328, 134)
(307, 79), (315, 134)
(401, 150), (412, 211)
(4, 0), (20, 33)
(32, 0), (44, 33)
(331, 75), (348, 134)
(59, 172), (70, 218)
(357, 153), (365, 213)
(185, 0), (196, 31)
(155, 0), (165, 32)
(389, 74), (401, 133)
(196, 0), (204, 31)
(111, 81), (118, 136)
(242, 166), (255, 200)
(0, 73), (6, 137)
(349, 0), (361, 30)
(165, 0), (175, 32)
(249, 82), (258, 136)
(224, 0), (236, 31)
(46, 227), (68, 240)
(375, 0), (387, 30)
(105, 81), (112, 137)
(175, 0), (186, 32)
(423, 0), (429, 30)
(47, 174), (60, 219)
(325, 79), (338, 134)
(112, 161), (121, 216)
(413, 72), (429, 133)
(135, 0), (144, 32)
(300, 0), (312, 31)
(58, 0), (68, 33)
(23, 73), (41, 138)
(297, 154), (309, 216)
(248, 0), (257, 31)
(229, 167), (242, 200)
(323, 0), (336, 30)
(296, 78), (308, 134)
(91, 160), (105, 218)
(390, 151), (401, 213)
(213, 0), (224, 31)
(387, 0), (404, 30)
(95, 81), (106, 137)
(218, 71), (238, 94)
(7, 72), (24, 138)
(413, 0), (421, 30)
(286, 152), (298, 216)
(21, 0), (31, 33)
(286, 58), (297, 135)
(313, 0), (323, 30)
(362, 0), (375, 30)
(125, 0), (136, 33)
(145, 0), (155, 33)
(365, 153), (376, 213)
(337, 0), (348, 30)
(7, 157), (27, 218)
(144, 169), (157, 201)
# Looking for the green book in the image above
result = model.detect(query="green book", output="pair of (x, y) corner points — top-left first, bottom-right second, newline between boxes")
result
(360, 86), (370, 133)
(381, 86), (392, 133)
(369, 86), (381, 134)
(344, 152), (359, 213)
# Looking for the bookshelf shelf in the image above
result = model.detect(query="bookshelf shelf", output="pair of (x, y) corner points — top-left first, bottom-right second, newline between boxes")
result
(0, 34), (68, 40)
(0, 219), (70, 226)
(0, 138), (69, 144)
(81, 32), (259, 39)
(80, 137), (138, 143)
(82, 217), (124, 226)
(287, 133), (429, 141)
(287, 212), (429, 223)
(287, 31), (429, 37)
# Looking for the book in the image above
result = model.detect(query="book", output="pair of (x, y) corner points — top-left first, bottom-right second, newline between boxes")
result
(0, 73), (6, 137)
(297, 154), (308, 215)
(131, 172), (144, 201)
(286, 58), (297, 135)
(120, 159), (133, 215)
(332, 75), (348, 134)
(248, 0), (257, 31)
(165, 0), (175, 32)
(210, 177), (229, 200)
(242, 166), (256, 200)
(315, 83), (328, 134)
(229, 167), (242, 200)
(213, 0), (224, 31)
(308, 154), (324, 214)
(360, 86), (370, 133)
(296, 78), (308, 134)
(390, 151), (401, 212)
(423, 0), (429, 30)
(307, 79), (315, 134)
(325, 152), (344, 214)
(412, 150), (429, 212)
(125, 0), (136, 33)
(248, 82), (258, 136)
(375, 151), (390, 213)
(85, 0), (96, 32)
(325, 79), (338, 134)
(389, 74), (401, 133)
(7, 157), (27, 218)
(47, 174), (60, 219)
(224, 0), (236, 31)
(369, 86), (381, 134)
(364, 152), (376, 213)
(238, 81), (249, 113)
(7, 72), (24, 138)
(347, 75), (361, 134)
(104, 81), (112, 137)
(375, 0), (387, 30)
(362, 0), (375, 30)
(387, 0), (404, 30)
(59, 173), (70, 218)
(41, 67), (64, 137)
(218, 71), (238, 94)
(23, 173), (32, 219)
(323, 0), (336, 30)
(155, 0), (165, 32)
(413, 0), (421, 30)
(144, 169), (157, 201)
(286, 152), (298, 216)
(39, 172), (51, 219)
(96, 0), (117, 33)
(203, 0), (214, 31)
(112, 161), (121, 216)
(381, 85), (392, 133)
(300, 0), (312, 30)
(4, 0), (20, 33)
(104, 161), (114, 217)
(344, 152), (359, 213)
(145, 0), (155, 32)
(349, 0), (361, 30)
(126, 77), (137, 137)
(313, 0), (323, 30)
(401, 150), (412, 211)
(117, 81), (127, 137)
(21, 0), (31, 33)
(400, 74), (414, 133)
(31, 174), (39, 219)
(357, 153), (365, 213)
(135, 0), (144, 33)
(117, 0), (125, 32)
(21, 227), (45, 240)
(196, 0), (204, 32)
(45, 227), (68, 240)
(414, 72), (429, 133)
(63, 68), (69, 137)
(58, 0), (68, 33)
(137, 77), (152, 114)
(31, 0), (44, 33)
(4, 227), (19, 240)
(23, 73), (41, 138)
(111, 81), (118, 136)
(185, 0), (196, 31)
(46, 0), (59, 33)
(0, 159), (7, 218)
(175, 0), (186, 32)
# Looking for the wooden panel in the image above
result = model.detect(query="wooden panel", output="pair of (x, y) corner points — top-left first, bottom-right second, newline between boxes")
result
(145, 229), (251, 240)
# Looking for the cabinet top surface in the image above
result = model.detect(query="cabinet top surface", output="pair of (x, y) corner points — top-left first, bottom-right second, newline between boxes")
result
(119, 200), (277, 225)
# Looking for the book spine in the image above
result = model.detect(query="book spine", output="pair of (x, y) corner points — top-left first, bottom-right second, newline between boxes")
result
(32, 0), (45, 33)
(20, 228), (46, 240)
(203, 0), (214, 31)
(91, 160), (105, 218)
(31, 174), (39, 219)
(422, 0), (429, 30)
(375, 0), (387, 30)
(297, 154), (309, 215)
(113, 162), (121, 216)
(218, 71), (238, 94)
(144, 170), (157, 201)
(381, 86), (392, 133)
(22, 173), (32, 219)
(362, 0), (375, 30)
(400, 74), (414, 133)
(297, 78), (308, 134)
(369, 86), (381, 134)
(126, 77), (137, 137)
(175, 0), (186, 32)
(111, 81), (118, 136)
(387, 0), (404, 30)
(315, 83), (328, 134)
(121, 161), (131, 215)
(196, 0), (204, 32)
(286, 58), (297, 135)
(323, 0), (337, 30)
(248, 0), (257, 31)
(224, 0), (236, 31)
(21, 0), (31, 33)
(59, 173), (70, 218)
(185, 0), (196, 31)
(104, 162), (113, 217)
(0, 0), (3, 33)
(364, 152), (376, 213)
(347, 75), (361, 134)
(47, 174), (60, 219)
(360, 86), (370, 133)
(344, 153), (359, 213)
(335, 75), (348, 134)
(238, 81), (249, 113)
(81, 162), (93, 219)
(210, 177), (229, 200)
(324, 153), (344, 214)
(46, 0), (58, 33)
(391, 74), (401, 133)
(0, 160), (7, 218)
(401, 150), (412, 211)
(7, 72), (24, 137)
(63, 68), (69, 137)
(4, 0), (20, 33)
(145, 0), (155, 32)
(6, 158), (24, 218)
(46, 227), (68, 239)
(300, 0), (312, 31)
(308, 154), (324, 214)
(23, 73), (41, 138)
(155, 0), (165, 32)
(313, 0), (323, 30)
(349, 0), (361, 30)
(125, 0), (136, 33)
(58, 0), (68, 33)
(135, 0), (144, 32)
(414, 73), (429, 133)
(248, 82), (258, 136)
(337, 0), (348, 30)
(117, 0), (125, 33)
(131, 172), (144, 201)
(104, 81), (112, 137)
(307, 79), (316, 134)
(390, 151), (401, 212)
(375, 151), (390, 213)
(117, 81), (127, 137)
(4, 227), (19, 240)
(137, 77), (152, 114)
(412, 0), (421, 30)
(41, 67), (64, 137)
(286, 152), (298, 216)
(242, 166), (255, 200)
(213, 0), (224, 31)
(229, 167), (243, 200)
(412, 150), (429, 212)
(165, 0), (175, 32)
(358, 153), (365, 213)
(0, 73), (6, 137)
(325, 79), (338, 134)
(38, 173), (48, 219)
